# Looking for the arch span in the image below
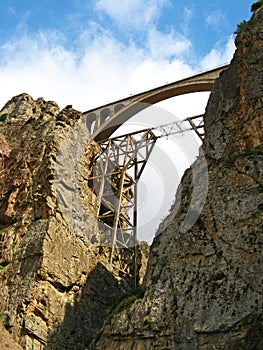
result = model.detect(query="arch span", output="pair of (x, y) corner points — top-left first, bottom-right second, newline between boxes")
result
(83, 65), (228, 141)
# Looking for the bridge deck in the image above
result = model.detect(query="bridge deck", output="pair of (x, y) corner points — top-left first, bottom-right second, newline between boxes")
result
(82, 64), (228, 141)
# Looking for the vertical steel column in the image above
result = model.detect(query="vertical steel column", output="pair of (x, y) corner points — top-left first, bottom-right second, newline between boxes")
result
(110, 172), (126, 264)
(88, 129), (157, 286)
(133, 157), (138, 289)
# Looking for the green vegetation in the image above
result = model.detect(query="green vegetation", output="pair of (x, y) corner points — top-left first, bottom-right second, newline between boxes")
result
(234, 20), (249, 36)
(216, 250), (223, 258)
(94, 327), (104, 342)
(105, 287), (144, 320)
(4, 133), (11, 143)
(0, 265), (4, 270)
(0, 313), (4, 330)
(111, 294), (137, 315)
(251, 0), (263, 12)
(143, 315), (152, 326)
(0, 113), (8, 123)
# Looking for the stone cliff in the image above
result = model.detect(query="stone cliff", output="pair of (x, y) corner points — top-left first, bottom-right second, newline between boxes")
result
(0, 96), (148, 349)
(0, 3), (263, 350)
(92, 4), (263, 350)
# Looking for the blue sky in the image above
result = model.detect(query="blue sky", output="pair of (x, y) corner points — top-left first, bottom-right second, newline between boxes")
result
(0, 1), (255, 242)
(0, 0), (253, 111)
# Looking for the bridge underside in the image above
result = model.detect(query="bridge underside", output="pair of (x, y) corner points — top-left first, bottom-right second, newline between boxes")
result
(83, 65), (228, 141)
(84, 65), (228, 287)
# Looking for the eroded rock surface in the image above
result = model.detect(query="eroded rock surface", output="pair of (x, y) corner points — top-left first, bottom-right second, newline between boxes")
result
(0, 5), (262, 350)
(92, 6), (263, 350)
(0, 94), (148, 349)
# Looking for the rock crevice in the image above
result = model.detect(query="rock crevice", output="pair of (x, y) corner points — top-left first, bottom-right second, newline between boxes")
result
(0, 4), (263, 350)
(93, 5), (263, 350)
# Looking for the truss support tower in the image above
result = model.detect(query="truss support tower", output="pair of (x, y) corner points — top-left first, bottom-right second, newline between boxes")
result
(88, 128), (157, 288)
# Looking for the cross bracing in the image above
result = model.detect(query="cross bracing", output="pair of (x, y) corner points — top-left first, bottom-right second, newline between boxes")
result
(151, 114), (204, 141)
(84, 66), (228, 286)
(88, 115), (204, 287)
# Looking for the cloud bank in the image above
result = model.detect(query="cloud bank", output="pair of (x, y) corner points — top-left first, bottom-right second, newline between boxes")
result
(0, 1), (239, 243)
(0, 2), (235, 111)
(95, 0), (169, 29)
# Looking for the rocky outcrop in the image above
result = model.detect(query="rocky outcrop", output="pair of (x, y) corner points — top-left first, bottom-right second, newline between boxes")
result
(92, 5), (263, 350)
(0, 4), (262, 350)
(0, 94), (148, 349)
(0, 319), (23, 350)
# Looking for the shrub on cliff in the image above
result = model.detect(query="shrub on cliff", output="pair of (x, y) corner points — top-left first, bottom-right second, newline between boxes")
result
(251, 0), (263, 12)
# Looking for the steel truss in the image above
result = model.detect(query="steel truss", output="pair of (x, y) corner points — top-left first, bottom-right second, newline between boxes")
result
(152, 115), (204, 141)
(88, 129), (157, 286)
(87, 115), (204, 286)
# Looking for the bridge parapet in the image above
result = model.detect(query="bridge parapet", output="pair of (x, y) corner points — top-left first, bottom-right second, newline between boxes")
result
(83, 65), (228, 141)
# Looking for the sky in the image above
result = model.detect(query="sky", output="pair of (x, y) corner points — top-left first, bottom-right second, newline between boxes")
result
(0, 0), (254, 242)
(0, 0), (253, 111)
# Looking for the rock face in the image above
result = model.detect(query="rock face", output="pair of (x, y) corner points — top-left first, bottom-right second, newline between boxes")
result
(92, 6), (263, 350)
(0, 95), (148, 349)
(0, 5), (263, 350)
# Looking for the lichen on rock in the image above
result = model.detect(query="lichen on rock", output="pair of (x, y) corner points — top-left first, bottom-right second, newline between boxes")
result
(0, 93), (149, 349)
(0, 4), (263, 350)
(92, 5), (263, 350)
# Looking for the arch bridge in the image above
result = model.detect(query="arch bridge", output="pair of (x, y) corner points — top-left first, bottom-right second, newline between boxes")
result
(84, 65), (228, 287)
(83, 64), (228, 141)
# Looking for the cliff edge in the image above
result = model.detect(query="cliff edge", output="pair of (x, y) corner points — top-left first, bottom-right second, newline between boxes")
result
(0, 3), (262, 350)
(92, 4), (263, 350)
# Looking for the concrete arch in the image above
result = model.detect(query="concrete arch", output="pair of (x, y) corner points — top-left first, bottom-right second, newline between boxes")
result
(84, 65), (228, 141)
(100, 108), (111, 123)
(114, 103), (125, 113)
(86, 113), (97, 134)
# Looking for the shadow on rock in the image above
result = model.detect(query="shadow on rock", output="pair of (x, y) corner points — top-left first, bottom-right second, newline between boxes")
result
(45, 262), (125, 350)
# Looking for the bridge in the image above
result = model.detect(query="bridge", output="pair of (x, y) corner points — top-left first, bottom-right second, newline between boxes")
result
(84, 64), (228, 141)
(84, 64), (228, 287)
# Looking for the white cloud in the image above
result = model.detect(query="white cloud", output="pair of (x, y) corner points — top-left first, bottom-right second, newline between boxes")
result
(0, 25), (196, 112)
(147, 28), (191, 59)
(7, 6), (16, 16)
(181, 6), (194, 35)
(95, 0), (169, 29)
(200, 36), (235, 70)
(130, 59), (195, 93)
(0, 3), (237, 243)
(0, 4), (235, 113)
(206, 10), (226, 27)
